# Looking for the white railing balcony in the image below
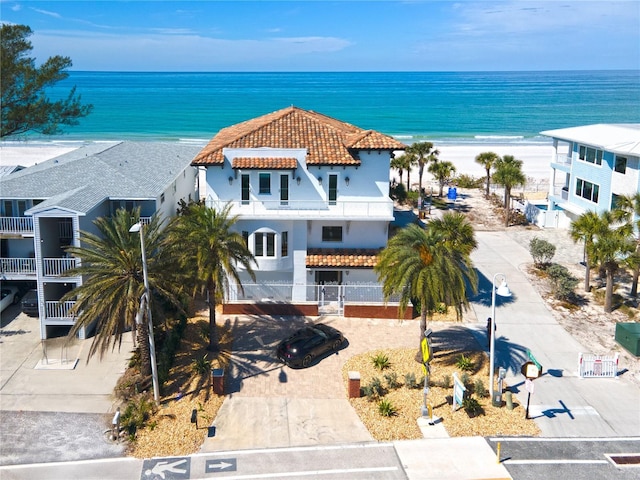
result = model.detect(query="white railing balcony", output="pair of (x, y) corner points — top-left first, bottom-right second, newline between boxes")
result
(0, 258), (36, 275)
(552, 154), (572, 166)
(0, 217), (33, 235)
(207, 199), (394, 219)
(43, 257), (78, 277)
(552, 186), (569, 200)
(45, 300), (76, 320)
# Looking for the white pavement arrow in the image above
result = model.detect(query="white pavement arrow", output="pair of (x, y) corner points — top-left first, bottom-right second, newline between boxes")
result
(208, 461), (233, 470)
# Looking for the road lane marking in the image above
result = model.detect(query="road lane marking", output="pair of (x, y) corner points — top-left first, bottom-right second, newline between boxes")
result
(490, 437), (640, 442)
(189, 466), (399, 479)
(504, 459), (608, 465)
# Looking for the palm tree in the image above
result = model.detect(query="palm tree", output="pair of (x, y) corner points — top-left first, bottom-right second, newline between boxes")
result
(167, 203), (256, 352)
(393, 152), (418, 192)
(615, 192), (640, 297)
(492, 155), (526, 227)
(375, 216), (478, 338)
(428, 160), (456, 197)
(407, 142), (439, 199)
(474, 151), (500, 198)
(428, 212), (478, 256)
(63, 209), (178, 377)
(390, 155), (406, 186)
(587, 210), (635, 313)
(569, 210), (601, 292)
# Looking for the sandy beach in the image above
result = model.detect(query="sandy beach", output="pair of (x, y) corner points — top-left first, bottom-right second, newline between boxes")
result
(1, 141), (554, 189)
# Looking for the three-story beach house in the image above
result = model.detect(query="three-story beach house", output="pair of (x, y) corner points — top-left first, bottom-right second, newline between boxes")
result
(0, 141), (200, 339)
(538, 124), (640, 228)
(192, 106), (407, 317)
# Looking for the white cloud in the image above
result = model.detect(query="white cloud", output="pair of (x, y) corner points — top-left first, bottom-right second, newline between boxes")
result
(30, 7), (61, 19)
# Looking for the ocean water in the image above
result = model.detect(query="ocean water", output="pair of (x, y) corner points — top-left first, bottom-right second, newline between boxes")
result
(19, 70), (640, 144)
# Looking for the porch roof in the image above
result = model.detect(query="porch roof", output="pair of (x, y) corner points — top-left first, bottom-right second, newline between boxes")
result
(232, 157), (298, 169)
(306, 248), (381, 268)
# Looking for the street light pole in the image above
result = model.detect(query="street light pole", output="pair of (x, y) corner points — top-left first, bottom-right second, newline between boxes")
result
(489, 273), (511, 403)
(130, 222), (160, 405)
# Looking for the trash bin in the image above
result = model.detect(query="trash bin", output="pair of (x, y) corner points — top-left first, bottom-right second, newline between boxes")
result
(212, 368), (224, 395)
(348, 371), (361, 398)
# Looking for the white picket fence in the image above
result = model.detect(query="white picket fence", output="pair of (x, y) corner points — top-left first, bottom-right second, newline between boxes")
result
(578, 353), (619, 378)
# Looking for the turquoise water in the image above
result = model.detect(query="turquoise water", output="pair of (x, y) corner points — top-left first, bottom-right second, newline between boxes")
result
(25, 70), (640, 143)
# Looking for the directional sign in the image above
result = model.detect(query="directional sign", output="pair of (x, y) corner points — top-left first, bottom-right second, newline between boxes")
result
(142, 457), (190, 480)
(205, 458), (237, 473)
(527, 349), (543, 371)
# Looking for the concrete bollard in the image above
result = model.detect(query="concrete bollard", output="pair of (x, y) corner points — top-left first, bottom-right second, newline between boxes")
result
(505, 390), (514, 410)
(348, 371), (361, 398)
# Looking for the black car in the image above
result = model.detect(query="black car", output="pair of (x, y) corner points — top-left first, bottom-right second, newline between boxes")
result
(276, 323), (344, 368)
(21, 289), (39, 316)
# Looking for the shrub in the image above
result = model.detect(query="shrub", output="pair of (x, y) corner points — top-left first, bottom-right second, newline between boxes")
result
(437, 374), (451, 388)
(474, 379), (488, 398)
(455, 174), (484, 189)
(530, 237), (556, 268)
(456, 354), (475, 372)
(384, 372), (401, 389)
(546, 264), (579, 301)
(435, 302), (447, 314)
(378, 398), (398, 417)
(462, 395), (483, 416)
(461, 372), (471, 389)
(404, 372), (418, 389)
(363, 377), (385, 400)
(371, 353), (391, 370)
(191, 354), (212, 375)
(390, 182), (407, 203)
(120, 395), (156, 438)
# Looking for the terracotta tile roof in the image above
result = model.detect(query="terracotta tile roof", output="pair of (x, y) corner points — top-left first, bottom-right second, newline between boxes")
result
(232, 157), (298, 169)
(192, 106), (407, 167)
(306, 248), (381, 268)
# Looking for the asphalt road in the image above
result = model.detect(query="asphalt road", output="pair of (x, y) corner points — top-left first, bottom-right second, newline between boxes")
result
(0, 443), (407, 480)
(487, 437), (640, 480)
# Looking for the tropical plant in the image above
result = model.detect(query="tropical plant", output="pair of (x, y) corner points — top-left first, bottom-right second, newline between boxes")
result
(615, 193), (640, 297)
(378, 398), (398, 417)
(393, 152), (418, 192)
(456, 354), (475, 372)
(474, 151), (501, 198)
(587, 210), (635, 313)
(407, 142), (439, 199)
(191, 354), (212, 375)
(63, 208), (179, 378)
(569, 210), (601, 292)
(167, 203), (256, 352)
(462, 395), (483, 416)
(371, 352), (391, 370)
(1, 24), (93, 138)
(428, 160), (456, 197)
(384, 372), (401, 389)
(492, 155), (526, 227)
(474, 379), (488, 399)
(403, 372), (419, 389)
(362, 377), (385, 400)
(428, 212), (478, 257)
(529, 237), (556, 268)
(375, 215), (478, 339)
(390, 154), (407, 187)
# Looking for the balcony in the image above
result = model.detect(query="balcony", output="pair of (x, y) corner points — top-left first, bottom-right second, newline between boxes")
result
(552, 186), (570, 201)
(0, 217), (33, 235)
(207, 199), (394, 220)
(45, 300), (76, 321)
(43, 258), (78, 277)
(0, 258), (36, 276)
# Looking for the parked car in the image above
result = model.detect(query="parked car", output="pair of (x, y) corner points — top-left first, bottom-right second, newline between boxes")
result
(1, 286), (21, 313)
(276, 323), (344, 368)
(21, 289), (39, 316)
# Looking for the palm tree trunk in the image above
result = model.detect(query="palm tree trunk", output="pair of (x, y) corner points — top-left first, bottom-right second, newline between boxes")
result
(584, 255), (591, 293)
(485, 169), (490, 198)
(504, 189), (511, 227)
(137, 317), (152, 377)
(207, 284), (219, 352)
(418, 162), (424, 197)
(407, 171), (411, 192)
(604, 267), (614, 313)
(631, 267), (639, 298)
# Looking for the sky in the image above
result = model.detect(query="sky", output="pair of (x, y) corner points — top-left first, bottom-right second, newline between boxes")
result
(1, 0), (639, 72)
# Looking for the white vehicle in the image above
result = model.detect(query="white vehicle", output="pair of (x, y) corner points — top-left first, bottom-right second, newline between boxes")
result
(1, 285), (20, 313)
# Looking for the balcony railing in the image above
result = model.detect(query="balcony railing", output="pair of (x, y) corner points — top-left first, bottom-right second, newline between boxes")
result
(43, 258), (78, 277)
(552, 186), (569, 200)
(552, 154), (572, 166)
(0, 258), (36, 275)
(0, 217), (33, 235)
(45, 300), (76, 320)
(207, 199), (394, 219)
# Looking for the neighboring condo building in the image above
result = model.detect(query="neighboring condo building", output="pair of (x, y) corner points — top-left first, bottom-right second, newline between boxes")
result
(192, 106), (407, 316)
(0, 141), (200, 339)
(538, 124), (640, 228)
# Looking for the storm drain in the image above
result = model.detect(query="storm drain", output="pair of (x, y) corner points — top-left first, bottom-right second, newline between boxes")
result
(606, 454), (640, 467)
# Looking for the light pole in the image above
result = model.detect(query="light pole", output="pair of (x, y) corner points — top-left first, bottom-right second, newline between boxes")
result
(489, 273), (511, 403)
(129, 221), (160, 405)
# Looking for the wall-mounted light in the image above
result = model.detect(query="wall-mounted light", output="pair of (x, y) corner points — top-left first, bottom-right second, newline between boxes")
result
(317, 176), (322, 185)
(345, 176), (350, 186)
(228, 176), (233, 185)
(296, 176), (301, 185)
